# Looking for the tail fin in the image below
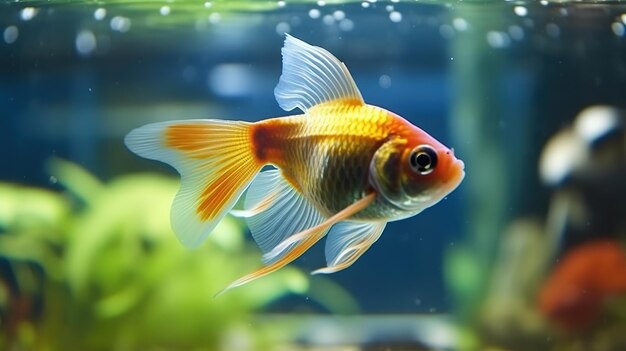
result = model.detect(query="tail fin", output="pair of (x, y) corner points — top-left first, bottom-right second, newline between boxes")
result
(125, 119), (262, 248)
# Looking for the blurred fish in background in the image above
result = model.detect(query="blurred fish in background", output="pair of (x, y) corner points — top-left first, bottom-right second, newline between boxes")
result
(537, 106), (626, 348)
(540, 106), (626, 255)
(470, 106), (626, 351)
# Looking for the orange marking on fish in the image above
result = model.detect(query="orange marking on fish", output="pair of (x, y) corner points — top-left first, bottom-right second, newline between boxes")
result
(165, 123), (238, 158)
(250, 124), (273, 163)
(165, 124), (209, 153)
(245, 192), (277, 215)
(197, 163), (249, 221)
(326, 98), (362, 106)
(250, 119), (301, 164)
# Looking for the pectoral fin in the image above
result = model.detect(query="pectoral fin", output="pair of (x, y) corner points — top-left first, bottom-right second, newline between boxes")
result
(216, 193), (377, 296)
(231, 169), (325, 264)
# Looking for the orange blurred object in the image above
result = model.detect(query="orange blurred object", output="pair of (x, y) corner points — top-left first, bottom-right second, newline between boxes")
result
(539, 240), (626, 331)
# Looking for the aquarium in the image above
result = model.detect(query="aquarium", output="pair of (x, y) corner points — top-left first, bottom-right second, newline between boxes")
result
(1, 0), (626, 350)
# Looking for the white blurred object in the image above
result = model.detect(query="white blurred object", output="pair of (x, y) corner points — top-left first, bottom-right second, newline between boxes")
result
(539, 105), (624, 186)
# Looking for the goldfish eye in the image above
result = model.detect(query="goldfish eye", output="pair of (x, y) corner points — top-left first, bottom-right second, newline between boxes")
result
(409, 145), (437, 175)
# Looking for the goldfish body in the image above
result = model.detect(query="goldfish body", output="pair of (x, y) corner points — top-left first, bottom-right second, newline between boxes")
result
(125, 35), (465, 293)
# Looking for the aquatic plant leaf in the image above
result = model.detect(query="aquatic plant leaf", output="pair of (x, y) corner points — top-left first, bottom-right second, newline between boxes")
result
(237, 267), (310, 309)
(0, 183), (68, 237)
(444, 247), (484, 307)
(0, 159), (357, 350)
(47, 157), (104, 206)
(95, 284), (145, 318)
(0, 236), (65, 280)
(306, 277), (360, 314)
(208, 215), (246, 252)
(64, 174), (178, 296)
(0, 282), (7, 307)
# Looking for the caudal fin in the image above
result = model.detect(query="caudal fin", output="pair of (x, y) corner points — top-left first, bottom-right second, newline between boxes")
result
(124, 119), (262, 248)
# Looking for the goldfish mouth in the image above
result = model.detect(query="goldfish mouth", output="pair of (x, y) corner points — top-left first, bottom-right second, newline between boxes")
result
(446, 159), (466, 191)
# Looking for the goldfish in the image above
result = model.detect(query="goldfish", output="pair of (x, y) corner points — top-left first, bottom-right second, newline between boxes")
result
(539, 240), (626, 331)
(125, 34), (465, 294)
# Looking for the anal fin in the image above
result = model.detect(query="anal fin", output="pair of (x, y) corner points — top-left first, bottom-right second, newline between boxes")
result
(312, 221), (387, 275)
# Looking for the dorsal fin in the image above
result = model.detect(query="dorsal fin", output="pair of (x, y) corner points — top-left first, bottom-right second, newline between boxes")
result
(274, 34), (364, 113)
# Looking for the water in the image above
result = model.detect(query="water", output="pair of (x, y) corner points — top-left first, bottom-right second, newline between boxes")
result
(1, 0), (626, 350)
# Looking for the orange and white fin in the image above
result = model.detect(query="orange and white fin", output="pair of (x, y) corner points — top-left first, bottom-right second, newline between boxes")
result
(312, 221), (387, 275)
(124, 119), (262, 248)
(274, 34), (364, 113)
(217, 192), (377, 295)
(231, 169), (326, 264)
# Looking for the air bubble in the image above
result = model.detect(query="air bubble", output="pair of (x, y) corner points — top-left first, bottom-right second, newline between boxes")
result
(276, 21), (290, 35)
(110, 16), (131, 32)
(486, 31), (511, 48)
(513, 6), (527, 17)
(612, 22), (625, 37)
(389, 11), (402, 23)
(322, 14), (334, 26)
(208, 12), (221, 24)
(94, 8), (106, 21)
(76, 29), (97, 56)
(439, 24), (454, 39)
(339, 19), (354, 31)
(508, 25), (524, 40)
(452, 18), (468, 31)
(333, 10), (345, 21)
(309, 9), (320, 19)
(546, 23), (560, 38)
(3, 26), (18, 44)
(20, 7), (38, 21)
(379, 75), (391, 89)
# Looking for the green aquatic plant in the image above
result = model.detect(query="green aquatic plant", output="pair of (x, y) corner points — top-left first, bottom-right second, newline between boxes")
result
(0, 158), (357, 351)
